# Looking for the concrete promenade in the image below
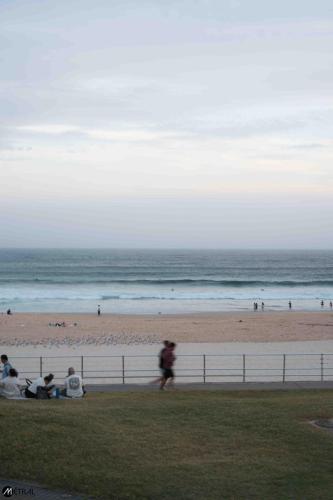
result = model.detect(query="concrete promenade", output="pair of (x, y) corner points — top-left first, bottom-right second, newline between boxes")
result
(85, 380), (333, 392)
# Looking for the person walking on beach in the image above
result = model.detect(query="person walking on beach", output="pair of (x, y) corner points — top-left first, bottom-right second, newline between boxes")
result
(321, 300), (324, 308)
(289, 301), (292, 310)
(160, 342), (176, 390)
(261, 302), (265, 311)
(97, 305), (101, 316)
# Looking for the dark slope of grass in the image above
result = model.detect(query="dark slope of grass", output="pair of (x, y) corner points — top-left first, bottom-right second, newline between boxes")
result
(1, 390), (333, 499)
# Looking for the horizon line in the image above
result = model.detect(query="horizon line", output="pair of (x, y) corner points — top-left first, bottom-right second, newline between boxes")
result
(0, 247), (332, 252)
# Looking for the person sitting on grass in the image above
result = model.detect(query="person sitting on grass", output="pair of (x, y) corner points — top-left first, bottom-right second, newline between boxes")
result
(25, 373), (55, 399)
(0, 368), (21, 399)
(0, 354), (12, 379)
(61, 367), (85, 398)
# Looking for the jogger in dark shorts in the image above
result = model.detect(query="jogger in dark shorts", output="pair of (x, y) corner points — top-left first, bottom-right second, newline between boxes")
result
(151, 340), (169, 384)
(163, 368), (174, 380)
(160, 343), (176, 390)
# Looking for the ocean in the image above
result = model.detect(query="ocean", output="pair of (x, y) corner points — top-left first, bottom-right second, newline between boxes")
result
(0, 249), (332, 314)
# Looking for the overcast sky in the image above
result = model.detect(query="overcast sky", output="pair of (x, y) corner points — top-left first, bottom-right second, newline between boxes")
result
(1, 0), (332, 248)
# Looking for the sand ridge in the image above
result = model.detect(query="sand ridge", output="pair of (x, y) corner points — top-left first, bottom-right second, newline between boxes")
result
(0, 311), (333, 347)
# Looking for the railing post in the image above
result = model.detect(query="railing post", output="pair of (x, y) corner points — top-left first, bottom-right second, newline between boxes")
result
(321, 354), (324, 382)
(282, 354), (286, 383)
(122, 355), (125, 384)
(203, 354), (206, 383)
(39, 356), (43, 377)
(242, 354), (246, 383)
(81, 356), (84, 379)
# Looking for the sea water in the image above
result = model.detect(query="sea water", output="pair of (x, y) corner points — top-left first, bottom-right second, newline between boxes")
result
(0, 249), (332, 313)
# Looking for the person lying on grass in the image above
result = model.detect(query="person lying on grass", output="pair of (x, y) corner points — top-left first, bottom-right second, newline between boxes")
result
(25, 373), (55, 399)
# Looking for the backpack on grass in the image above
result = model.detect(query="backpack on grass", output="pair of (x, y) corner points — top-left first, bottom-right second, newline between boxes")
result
(36, 385), (54, 400)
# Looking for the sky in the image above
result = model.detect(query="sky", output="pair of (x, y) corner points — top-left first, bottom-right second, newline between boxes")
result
(0, 0), (332, 248)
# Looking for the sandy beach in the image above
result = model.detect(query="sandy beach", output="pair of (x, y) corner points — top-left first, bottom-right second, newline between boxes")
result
(1, 311), (333, 347)
(1, 313), (333, 384)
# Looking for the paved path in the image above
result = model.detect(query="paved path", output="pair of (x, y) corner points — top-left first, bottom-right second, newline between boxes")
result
(0, 479), (88, 499)
(85, 380), (333, 392)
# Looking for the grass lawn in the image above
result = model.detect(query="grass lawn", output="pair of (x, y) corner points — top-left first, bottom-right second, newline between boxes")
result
(1, 389), (333, 499)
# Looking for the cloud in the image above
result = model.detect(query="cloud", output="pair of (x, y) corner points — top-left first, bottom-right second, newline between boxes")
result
(17, 124), (80, 135)
(11, 98), (333, 143)
(288, 142), (329, 150)
(15, 124), (190, 142)
(1, 1), (333, 247)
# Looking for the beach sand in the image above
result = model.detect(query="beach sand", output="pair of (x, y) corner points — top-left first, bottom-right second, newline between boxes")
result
(1, 311), (333, 347)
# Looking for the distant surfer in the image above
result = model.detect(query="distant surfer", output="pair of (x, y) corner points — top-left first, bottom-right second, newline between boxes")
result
(97, 305), (101, 316)
(288, 301), (292, 310)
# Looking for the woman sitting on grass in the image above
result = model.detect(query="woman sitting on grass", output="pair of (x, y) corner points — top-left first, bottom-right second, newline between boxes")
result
(0, 368), (21, 399)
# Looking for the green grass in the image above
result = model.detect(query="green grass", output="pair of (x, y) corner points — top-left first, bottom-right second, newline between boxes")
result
(1, 390), (333, 499)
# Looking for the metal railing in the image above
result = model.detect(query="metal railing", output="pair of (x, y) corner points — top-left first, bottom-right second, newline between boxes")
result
(8, 353), (333, 384)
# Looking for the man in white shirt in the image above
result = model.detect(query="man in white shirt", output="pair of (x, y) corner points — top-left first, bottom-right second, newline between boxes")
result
(63, 367), (85, 398)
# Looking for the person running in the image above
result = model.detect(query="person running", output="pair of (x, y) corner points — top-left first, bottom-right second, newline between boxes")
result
(0, 354), (12, 379)
(160, 342), (176, 390)
(151, 340), (169, 384)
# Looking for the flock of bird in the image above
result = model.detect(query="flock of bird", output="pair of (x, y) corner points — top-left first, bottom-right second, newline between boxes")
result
(0, 332), (161, 348)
